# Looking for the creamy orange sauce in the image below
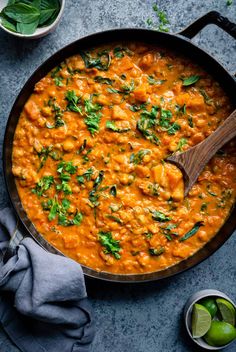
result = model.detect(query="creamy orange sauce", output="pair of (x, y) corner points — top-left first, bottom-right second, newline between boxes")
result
(12, 43), (236, 274)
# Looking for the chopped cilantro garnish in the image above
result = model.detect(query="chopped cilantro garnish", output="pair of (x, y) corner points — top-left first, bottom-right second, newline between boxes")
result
(42, 196), (83, 227)
(176, 138), (187, 152)
(57, 161), (77, 175)
(147, 75), (166, 85)
(32, 176), (54, 197)
(129, 103), (148, 112)
(77, 168), (93, 184)
(130, 149), (151, 165)
(137, 106), (160, 144)
(152, 210), (171, 222)
(80, 50), (111, 71)
(84, 96), (102, 136)
(99, 231), (121, 259)
(54, 77), (64, 87)
(106, 120), (130, 133)
(106, 214), (123, 224)
(94, 76), (114, 85)
(113, 47), (132, 58)
(160, 224), (178, 241)
(65, 90), (82, 113)
(149, 247), (165, 256)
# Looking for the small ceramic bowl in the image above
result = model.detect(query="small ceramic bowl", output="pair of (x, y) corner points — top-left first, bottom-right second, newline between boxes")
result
(184, 289), (236, 350)
(0, 0), (65, 39)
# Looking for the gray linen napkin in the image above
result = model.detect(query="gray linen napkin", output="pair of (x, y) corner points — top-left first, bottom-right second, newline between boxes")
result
(0, 207), (95, 352)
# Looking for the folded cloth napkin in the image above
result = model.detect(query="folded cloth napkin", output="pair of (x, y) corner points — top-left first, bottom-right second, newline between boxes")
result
(0, 207), (95, 352)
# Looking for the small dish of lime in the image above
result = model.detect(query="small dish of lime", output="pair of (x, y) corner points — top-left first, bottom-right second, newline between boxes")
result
(184, 289), (236, 350)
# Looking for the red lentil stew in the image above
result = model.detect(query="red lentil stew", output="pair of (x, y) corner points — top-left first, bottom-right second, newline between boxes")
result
(12, 42), (236, 274)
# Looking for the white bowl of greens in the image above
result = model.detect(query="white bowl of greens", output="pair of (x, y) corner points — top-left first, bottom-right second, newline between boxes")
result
(0, 0), (65, 38)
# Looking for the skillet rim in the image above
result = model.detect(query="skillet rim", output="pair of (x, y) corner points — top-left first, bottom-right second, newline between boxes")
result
(3, 27), (236, 282)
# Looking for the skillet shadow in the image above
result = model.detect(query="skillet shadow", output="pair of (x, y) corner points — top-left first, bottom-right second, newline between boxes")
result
(86, 275), (173, 301)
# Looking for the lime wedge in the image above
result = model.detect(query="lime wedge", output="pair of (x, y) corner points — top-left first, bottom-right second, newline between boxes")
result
(216, 298), (236, 326)
(204, 321), (236, 347)
(199, 297), (218, 318)
(191, 303), (212, 338)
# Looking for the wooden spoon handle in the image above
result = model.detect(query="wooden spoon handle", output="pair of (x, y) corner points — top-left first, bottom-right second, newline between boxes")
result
(195, 109), (236, 159)
(167, 109), (236, 195)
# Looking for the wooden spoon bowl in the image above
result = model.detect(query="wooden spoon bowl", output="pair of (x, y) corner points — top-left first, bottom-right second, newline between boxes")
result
(166, 109), (236, 196)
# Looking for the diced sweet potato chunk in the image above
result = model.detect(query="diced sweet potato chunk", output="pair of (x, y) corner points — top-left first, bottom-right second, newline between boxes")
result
(119, 56), (134, 71)
(152, 164), (165, 184)
(133, 85), (148, 102)
(172, 182), (184, 201)
(139, 53), (154, 69)
(112, 105), (128, 120)
(165, 163), (183, 190)
(24, 100), (40, 121)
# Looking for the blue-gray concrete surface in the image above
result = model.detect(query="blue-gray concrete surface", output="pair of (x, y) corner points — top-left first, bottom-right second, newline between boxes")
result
(0, 0), (236, 351)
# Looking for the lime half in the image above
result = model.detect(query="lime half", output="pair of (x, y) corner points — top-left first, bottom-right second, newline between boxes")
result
(216, 298), (236, 326)
(199, 297), (218, 318)
(204, 320), (236, 347)
(191, 303), (212, 338)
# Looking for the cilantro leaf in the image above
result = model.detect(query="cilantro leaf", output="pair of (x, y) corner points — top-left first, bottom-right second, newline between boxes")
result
(84, 97), (102, 135)
(152, 210), (171, 222)
(94, 76), (114, 85)
(106, 120), (130, 133)
(32, 175), (54, 197)
(130, 149), (151, 165)
(99, 231), (121, 259)
(80, 50), (111, 71)
(149, 247), (165, 256)
(65, 90), (82, 113)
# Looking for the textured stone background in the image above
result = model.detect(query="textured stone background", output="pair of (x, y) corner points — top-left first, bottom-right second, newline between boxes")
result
(0, 0), (236, 351)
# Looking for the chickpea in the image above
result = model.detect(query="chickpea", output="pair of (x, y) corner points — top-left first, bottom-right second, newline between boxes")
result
(119, 174), (134, 185)
(63, 139), (75, 152)
(41, 106), (52, 117)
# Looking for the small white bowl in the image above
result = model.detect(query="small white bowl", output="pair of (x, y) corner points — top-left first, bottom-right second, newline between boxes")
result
(0, 0), (65, 39)
(184, 289), (236, 350)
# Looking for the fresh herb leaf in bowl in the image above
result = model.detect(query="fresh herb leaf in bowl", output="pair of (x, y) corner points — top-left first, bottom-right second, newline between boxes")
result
(0, 0), (61, 35)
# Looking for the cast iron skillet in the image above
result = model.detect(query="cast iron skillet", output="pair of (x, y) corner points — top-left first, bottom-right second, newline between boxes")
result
(3, 11), (236, 282)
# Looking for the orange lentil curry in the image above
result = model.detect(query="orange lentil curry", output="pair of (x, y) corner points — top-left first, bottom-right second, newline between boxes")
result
(12, 43), (236, 274)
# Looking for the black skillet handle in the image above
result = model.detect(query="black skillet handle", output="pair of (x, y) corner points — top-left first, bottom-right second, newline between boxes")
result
(179, 11), (236, 40)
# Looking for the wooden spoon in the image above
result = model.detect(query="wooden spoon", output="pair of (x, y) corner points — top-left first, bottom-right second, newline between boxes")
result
(166, 109), (236, 197)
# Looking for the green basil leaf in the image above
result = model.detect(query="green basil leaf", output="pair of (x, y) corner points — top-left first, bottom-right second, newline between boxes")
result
(149, 247), (165, 256)
(94, 76), (114, 85)
(39, 0), (60, 26)
(16, 19), (39, 34)
(13, 0), (41, 8)
(179, 221), (204, 241)
(152, 210), (171, 222)
(2, 3), (40, 23)
(0, 13), (17, 32)
(110, 185), (117, 197)
(181, 75), (200, 86)
(106, 215), (123, 224)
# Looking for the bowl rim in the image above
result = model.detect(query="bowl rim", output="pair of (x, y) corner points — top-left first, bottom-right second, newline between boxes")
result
(184, 289), (236, 350)
(0, 0), (65, 38)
